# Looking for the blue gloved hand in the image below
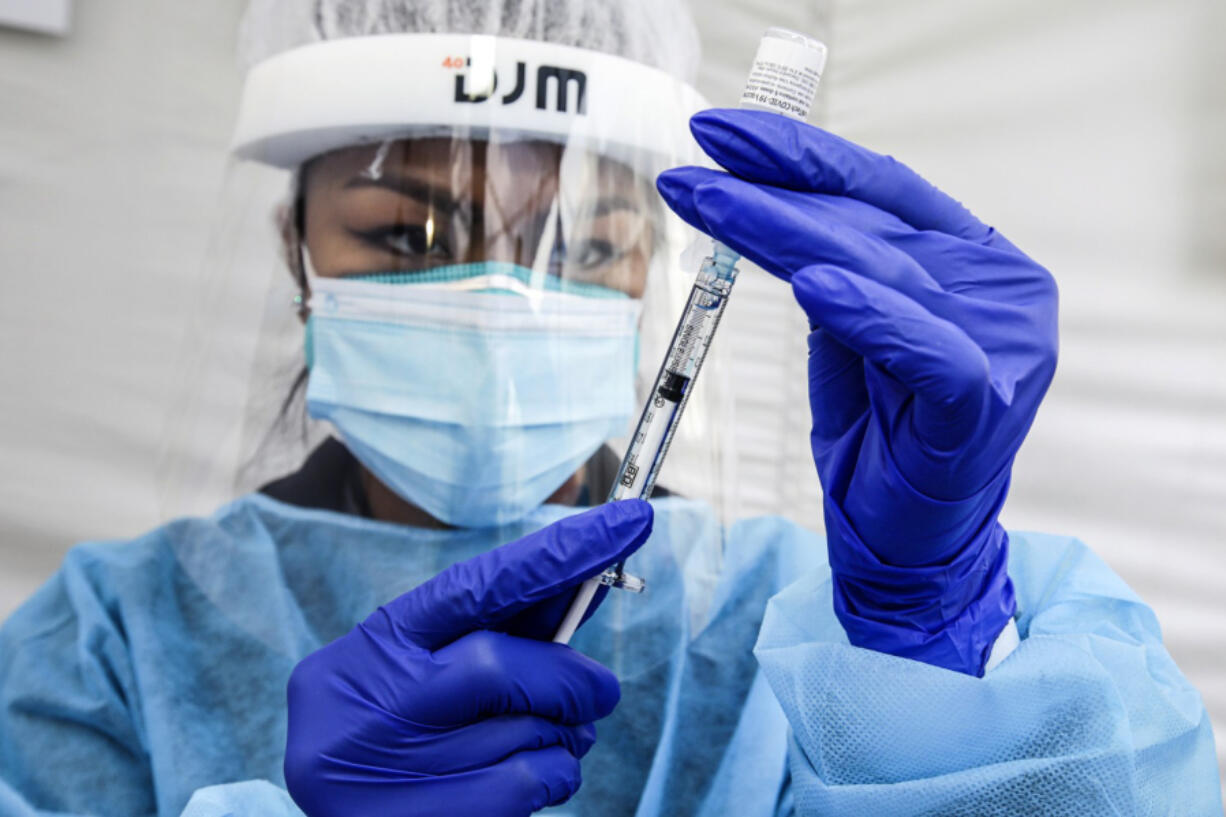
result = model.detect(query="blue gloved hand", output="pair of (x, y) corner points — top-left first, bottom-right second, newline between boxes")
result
(657, 109), (1058, 676)
(283, 500), (654, 817)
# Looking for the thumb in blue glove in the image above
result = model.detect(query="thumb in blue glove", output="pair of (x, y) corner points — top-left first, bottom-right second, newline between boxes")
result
(657, 109), (1058, 676)
(284, 500), (654, 817)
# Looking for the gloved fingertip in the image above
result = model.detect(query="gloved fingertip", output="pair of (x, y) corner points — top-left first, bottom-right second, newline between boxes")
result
(655, 166), (700, 198)
(523, 746), (583, 810)
(656, 167), (714, 232)
(558, 764), (583, 805)
(544, 646), (621, 723)
(688, 107), (741, 141)
(690, 108), (794, 175)
(551, 748), (583, 804)
(588, 663), (622, 720)
(606, 498), (654, 552)
(609, 496), (653, 523)
(573, 722), (597, 757)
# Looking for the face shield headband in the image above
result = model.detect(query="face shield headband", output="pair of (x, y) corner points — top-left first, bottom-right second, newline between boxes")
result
(230, 32), (709, 172)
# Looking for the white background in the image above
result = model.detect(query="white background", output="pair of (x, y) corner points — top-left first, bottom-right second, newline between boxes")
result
(1, 0), (1223, 801)
(0, 0), (71, 35)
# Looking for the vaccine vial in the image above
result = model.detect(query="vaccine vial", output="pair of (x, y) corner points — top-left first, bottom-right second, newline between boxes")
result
(738, 27), (828, 122)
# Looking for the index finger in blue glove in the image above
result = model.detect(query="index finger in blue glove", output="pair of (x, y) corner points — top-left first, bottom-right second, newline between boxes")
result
(378, 500), (654, 650)
(689, 108), (994, 243)
(658, 166), (1048, 308)
(657, 165), (914, 246)
(659, 169), (956, 321)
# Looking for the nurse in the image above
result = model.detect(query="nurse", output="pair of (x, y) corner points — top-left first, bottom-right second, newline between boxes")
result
(0, 1), (1220, 816)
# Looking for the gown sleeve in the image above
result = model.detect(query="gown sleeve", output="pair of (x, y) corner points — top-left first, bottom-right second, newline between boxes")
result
(0, 549), (156, 817)
(756, 531), (1223, 817)
(0, 544), (309, 817)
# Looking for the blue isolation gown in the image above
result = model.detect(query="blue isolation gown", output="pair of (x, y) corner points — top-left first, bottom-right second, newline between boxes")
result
(0, 492), (1220, 816)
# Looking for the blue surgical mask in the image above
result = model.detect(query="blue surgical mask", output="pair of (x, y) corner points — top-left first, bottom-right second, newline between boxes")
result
(304, 263), (641, 528)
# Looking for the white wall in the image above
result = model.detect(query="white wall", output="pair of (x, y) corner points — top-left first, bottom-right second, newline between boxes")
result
(1, 0), (1223, 800)
(0, 0), (247, 605)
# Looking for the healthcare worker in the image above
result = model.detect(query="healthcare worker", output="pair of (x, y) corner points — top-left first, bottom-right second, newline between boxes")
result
(0, 1), (1221, 816)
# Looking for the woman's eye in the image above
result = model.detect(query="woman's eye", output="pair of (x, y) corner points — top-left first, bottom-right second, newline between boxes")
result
(357, 223), (451, 258)
(565, 239), (618, 273)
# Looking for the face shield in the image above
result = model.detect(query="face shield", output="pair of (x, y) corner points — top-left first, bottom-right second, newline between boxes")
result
(159, 33), (739, 532)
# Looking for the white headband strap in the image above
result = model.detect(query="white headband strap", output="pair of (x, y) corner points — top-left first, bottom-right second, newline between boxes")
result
(231, 33), (709, 169)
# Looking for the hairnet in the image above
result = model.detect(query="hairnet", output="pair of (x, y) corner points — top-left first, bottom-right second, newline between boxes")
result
(238, 0), (701, 84)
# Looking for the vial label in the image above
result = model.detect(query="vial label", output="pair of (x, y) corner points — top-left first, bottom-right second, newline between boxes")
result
(738, 36), (824, 120)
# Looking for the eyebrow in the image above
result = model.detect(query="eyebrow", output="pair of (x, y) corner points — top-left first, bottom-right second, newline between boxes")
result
(343, 173), (460, 215)
(345, 174), (642, 223)
(585, 196), (640, 218)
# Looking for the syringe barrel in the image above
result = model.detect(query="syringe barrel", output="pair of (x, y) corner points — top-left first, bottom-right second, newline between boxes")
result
(610, 29), (829, 507)
(607, 267), (730, 504)
(552, 28), (829, 647)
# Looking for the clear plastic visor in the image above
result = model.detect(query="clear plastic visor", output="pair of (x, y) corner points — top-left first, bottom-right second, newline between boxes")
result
(159, 125), (738, 531)
(291, 135), (660, 297)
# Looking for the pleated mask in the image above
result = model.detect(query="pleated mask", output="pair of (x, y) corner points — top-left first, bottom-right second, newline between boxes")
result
(304, 263), (641, 527)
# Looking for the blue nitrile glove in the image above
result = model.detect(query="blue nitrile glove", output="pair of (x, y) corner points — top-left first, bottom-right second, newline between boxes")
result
(283, 500), (654, 817)
(657, 109), (1058, 677)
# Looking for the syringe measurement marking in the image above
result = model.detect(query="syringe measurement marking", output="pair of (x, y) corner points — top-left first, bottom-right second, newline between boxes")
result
(618, 398), (678, 491)
(616, 280), (728, 494)
(667, 321), (702, 372)
(665, 287), (724, 374)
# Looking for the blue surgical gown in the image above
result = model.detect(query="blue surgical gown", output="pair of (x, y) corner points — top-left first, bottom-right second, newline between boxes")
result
(0, 493), (1220, 816)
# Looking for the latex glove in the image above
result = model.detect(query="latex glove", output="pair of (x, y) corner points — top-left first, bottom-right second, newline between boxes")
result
(656, 109), (1058, 676)
(284, 500), (654, 817)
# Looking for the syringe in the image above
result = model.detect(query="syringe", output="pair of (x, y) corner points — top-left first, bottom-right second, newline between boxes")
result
(553, 28), (828, 644)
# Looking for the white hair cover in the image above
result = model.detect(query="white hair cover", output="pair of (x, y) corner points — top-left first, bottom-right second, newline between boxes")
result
(238, 0), (701, 83)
